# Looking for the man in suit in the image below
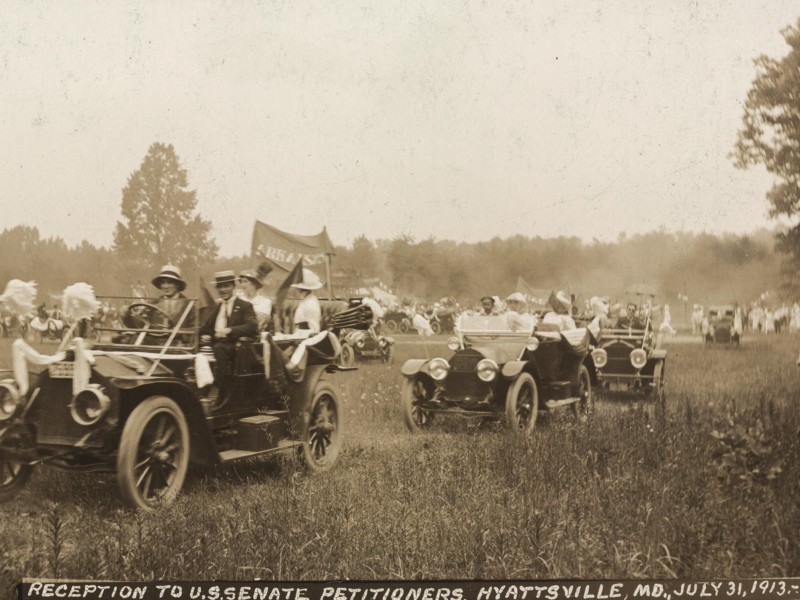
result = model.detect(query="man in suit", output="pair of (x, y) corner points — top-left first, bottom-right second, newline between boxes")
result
(200, 270), (258, 400)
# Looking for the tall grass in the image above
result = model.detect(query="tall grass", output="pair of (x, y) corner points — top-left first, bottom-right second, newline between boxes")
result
(0, 335), (798, 588)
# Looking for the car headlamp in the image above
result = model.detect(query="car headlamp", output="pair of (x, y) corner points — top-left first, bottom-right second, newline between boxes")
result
(0, 381), (21, 421)
(476, 359), (499, 382)
(428, 358), (450, 381)
(591, 348), (608, 368)
(379, 338), (387, 347)
(70, 384), (111, 426)
(630, 349), (647, 370)
(447, 337), (460, 351)
(356, 338), (365, 348)
(525, 337), (540, 352)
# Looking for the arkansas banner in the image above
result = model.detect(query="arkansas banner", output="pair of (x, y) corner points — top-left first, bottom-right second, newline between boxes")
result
(251, 220), (335, 272)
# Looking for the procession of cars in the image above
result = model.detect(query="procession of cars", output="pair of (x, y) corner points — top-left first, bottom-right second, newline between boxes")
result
(1, 280), (750, 510)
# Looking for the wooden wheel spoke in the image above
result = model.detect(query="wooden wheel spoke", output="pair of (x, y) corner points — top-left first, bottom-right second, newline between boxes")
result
(135, 463), (152, 488)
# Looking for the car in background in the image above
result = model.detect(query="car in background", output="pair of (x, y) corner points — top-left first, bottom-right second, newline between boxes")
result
(399, 314), (595, 433)
(0, 295), (347, 510)
(589, 287), (666, 416)
(702, 305), (741, 347)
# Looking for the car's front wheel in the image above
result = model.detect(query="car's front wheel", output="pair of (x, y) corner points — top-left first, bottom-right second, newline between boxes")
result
(0, 453), (32, 503)
(302, 380), (343, 472)
(572, 365), (593, 423)
(339, 343), (355, 367)
(117, 396), (190, 510)
(401, 376), (434, 432)
(505, 373), (538, 434)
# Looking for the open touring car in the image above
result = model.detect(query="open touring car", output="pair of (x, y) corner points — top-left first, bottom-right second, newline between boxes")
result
(589, 286), (666, 416)
(400, 314), (595, 433)
(0, 295), (348, 510)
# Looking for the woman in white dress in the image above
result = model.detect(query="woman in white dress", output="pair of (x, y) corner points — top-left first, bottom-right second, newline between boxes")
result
(291, 269), (323, 334)
(238, 267), (273, 331)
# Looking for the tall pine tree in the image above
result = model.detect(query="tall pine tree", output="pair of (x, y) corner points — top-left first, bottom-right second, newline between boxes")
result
(113, 143), (218, 282)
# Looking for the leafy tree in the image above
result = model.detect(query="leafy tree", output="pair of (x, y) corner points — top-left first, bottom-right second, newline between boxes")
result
(113, 143), (218, 278)
(733, 19), (800, 296)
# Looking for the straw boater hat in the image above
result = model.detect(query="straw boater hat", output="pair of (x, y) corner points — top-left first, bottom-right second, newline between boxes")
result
(238, 268), (263, 289)
(290, 269), (323, 291)
(213, 270), (237, 287)
(152, 265), (186, 292)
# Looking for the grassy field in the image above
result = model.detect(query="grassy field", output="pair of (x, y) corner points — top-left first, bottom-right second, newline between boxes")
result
(1, 333), (799, 590)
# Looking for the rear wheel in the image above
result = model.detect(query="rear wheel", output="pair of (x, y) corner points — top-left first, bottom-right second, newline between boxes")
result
(572, 365), (593, 423)
(402, 376), (434, 432)
(117, 396), (189, 510)
(302, 380), (342, 472)
(399, 319), (410, 334)
(384, 319), (399, 334)
(430, 321), (442, 335)
(505, 373), (538, 434)
(0, 454), (32, 503)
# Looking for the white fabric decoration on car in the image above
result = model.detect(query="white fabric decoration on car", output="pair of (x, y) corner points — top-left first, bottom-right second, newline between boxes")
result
(194, 353), (214, 388)
(412, 313), (434, 336)
(11, 338), (66, 395)
(71, 337), (95, 395)
(62, 282), (101, 321)
(0, 280), (37, 315)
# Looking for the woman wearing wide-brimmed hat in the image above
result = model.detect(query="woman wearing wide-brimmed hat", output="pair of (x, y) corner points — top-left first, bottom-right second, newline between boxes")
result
(291, 269), (323, 333)
(237, 264), (273, 331)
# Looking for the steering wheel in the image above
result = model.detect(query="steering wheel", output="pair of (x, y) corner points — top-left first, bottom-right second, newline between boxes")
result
(124, 302), (176, 332)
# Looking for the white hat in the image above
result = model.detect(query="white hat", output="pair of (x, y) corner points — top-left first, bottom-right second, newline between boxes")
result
(291, 269), (323, 291)
(506, 292), (527, 304)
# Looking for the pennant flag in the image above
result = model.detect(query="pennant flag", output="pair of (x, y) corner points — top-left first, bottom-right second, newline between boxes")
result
(275, 258), (305, 309)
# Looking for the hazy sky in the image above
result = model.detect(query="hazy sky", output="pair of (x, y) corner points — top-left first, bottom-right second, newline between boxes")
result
(1, 1), (797, 256)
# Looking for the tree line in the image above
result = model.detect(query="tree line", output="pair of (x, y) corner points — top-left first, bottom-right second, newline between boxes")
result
(0, 222), (781, 313)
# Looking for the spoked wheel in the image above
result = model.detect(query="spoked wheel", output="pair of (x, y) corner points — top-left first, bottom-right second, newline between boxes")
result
(430, 321), (442, 335)
(401, 376), (435, 432)
(302, 380), (343, 472)
(381, 344), (395, 365)
(505, 373), (538, 434)
(117, 396), (189, 510)
(0, 453), (33, 503)
(572, 365), (593, 423)
(339, 343), (355, 367)
(384, 320), (399, 334)
(399, 319), (411, 334)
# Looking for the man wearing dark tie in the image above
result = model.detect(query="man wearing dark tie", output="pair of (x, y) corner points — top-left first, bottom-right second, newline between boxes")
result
(200, 270), (258, 400)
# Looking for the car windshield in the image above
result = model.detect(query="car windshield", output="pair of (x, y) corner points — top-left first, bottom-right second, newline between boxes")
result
(91, 295), (199, 353)
(457, 314), (533, 336)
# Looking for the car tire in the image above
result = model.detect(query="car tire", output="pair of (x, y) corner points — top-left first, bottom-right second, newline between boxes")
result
(402, 376), (434, 433)
(0, 454), (33, 503)
(384, 319), (399, 334)
(505, 373), (538, 434)
(430, 321), (442, 335)
(572, 365), (593, 423)
(381, 344), (395, 365)
(302, 379), (343, 473)
(117, 396), (190, 510)
(399, 319), (410, 334)
(339, 343), (355, 367)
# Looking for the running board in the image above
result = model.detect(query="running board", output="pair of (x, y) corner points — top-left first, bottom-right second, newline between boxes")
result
(545, 397), (579, 409)
(219, 440), (303, 462)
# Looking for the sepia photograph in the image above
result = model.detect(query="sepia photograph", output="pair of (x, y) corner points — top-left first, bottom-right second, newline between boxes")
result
(1, 0), (800, 593)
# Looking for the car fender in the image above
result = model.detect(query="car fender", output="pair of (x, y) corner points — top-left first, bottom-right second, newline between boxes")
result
(502, 360), (532, 380)
(119, 380), (218, 466)
(649, 349), (667, 360)
(401, 359), (429, 377)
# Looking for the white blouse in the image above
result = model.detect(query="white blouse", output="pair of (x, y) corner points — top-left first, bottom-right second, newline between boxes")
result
(293, 294), (321, 333)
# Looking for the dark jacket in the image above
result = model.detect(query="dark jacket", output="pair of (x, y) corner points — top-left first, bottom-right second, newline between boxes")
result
(200, 297), (257, 341)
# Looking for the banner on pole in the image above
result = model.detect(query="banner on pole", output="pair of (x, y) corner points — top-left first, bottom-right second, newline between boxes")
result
(251, 221), (335, 273)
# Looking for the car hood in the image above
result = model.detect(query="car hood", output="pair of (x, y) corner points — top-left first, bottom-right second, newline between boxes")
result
(462, 342), (524, 364)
